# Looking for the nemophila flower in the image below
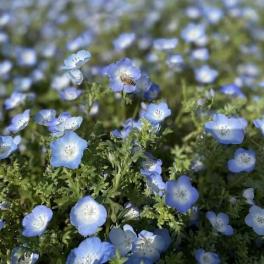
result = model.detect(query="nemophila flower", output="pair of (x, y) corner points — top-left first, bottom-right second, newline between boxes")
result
(190, 48), (209, 61)
(195, 249), (220, 264)
(153, 38), (178, 51)
(50, 131), (88, 169)
(59, 87), (82, 101)
(124, 203), (140, 220)
(206, 211), (234, 236)
(145, 173), (166, 196)
(70, 195), (107, 236)
(181, 23), (206, 44)
(141, 155), (162, 176)
(195, 65), (218, 84)
(220, 83), (245, 99)
(203, 6), (223, 24)
(185, 6), (202, 19)
(14, 77), (32, 92)
(17, 48), (37, 67)
(245, 205), (264, 235)
(35, 109), (56, 126)
(67, 31), (93, 51)
(22, 205), (53, 237)
(109, 224), (137, 256)
(131, 230), (169, 262)
(4, 92), (26, 110)
(144, 102), (171, 124)
(7, 109), (30, 134)
(144, 83), (160, 101)
(228, 148), (256, 173)
(11, 246), (39, 264)
(62, 50), (91, 85)
(0, 135), (20, 160)
(51, 74), (70, 91)
(0, 60), (12, 77)
(104, 58), (141, 93)
(0, 219), (5, 230)
(253, 117), (264, 136)
(243, 188), (255, 205)
(165, 176), (199, 213)
(66, 237), (115, 264)
(63, 50), (91, 70)
(204, 113), (247, 144)
(112, 118), (142, 139)
(113, 32), (136, 51)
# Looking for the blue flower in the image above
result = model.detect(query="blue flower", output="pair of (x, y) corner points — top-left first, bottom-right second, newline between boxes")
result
(145, 173), (166, 196)
(190, 48), (209, 61)
(181, 23), (206, 44)
(165, 176), (199, 213)
(253, 117), (264, 136)
(144, 83), (160, 101)
(112, 118), (142, 139)
(66, 237), (115, 264)
(50, 131), (88, 169)
(4, 92), (26, 110)
(0, 219), (5, 230)
(104, 58), (141, 93)
(195, 248), (220, 264)
(202, 6), (223, 24)
(70, 195), (107, 236)
(144, 102), (171, 124)
(245, 205), (264, 235)
(67, 31), (93, 51)
(195, 65), (218, 84)
(113, 32), (136, 51)
(0, 135), (20, 160)
(22, 205), (53, 237)
(62, 50), (91, 85)
(228, 148), (256, 173)
(11, 246), (39, 264)
(7, 109), (30, 133)
(206, 211), (234, 236)
(17, 48), (37, 67)
(220, 83), (245, 99)
(141, 155), (162, 176)
(130, 229), (170, 263)
(204, 113), (247, 144)
(243, 188), (255, 205)
(63, 50), (91, 70)
(153, 38), (178, 51)
(59, 87), (82, 101)
(35, 109), (56, 126)
(109, 224), (137, 256)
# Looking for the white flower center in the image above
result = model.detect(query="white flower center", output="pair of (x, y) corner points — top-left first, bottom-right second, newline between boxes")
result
(255, 214), (264, 227)
(201, 253), (213, 264)
(31, 215), (47, 231)
(0, 143), (10, 154)
(75, 201), (99, 224)
(173, 187), (190, 203)
(215, 124), (231, 138)
(60, 143), (78, 161)
(214, 218), (225, 232)
(153, 109), (164, 120)
(236, 153), (254, 167)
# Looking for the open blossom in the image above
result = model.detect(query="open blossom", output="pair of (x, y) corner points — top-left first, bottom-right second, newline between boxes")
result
(66, 237), (115, 264)
(50, 131), (88, 169)
(228, 148), (256, 173)
(62, 50), (91, 85)
(0, 135), (21, 160)
(204, 113), (247, 144)
(144, 102), (171, 124)
(165, 176), (199, 213)
(70, 196), (107, 236)
(35, 109), (56, 126)
(113, 32), (136, 51)
(245, 205), (264, 235)
(206, 211), (234, 236)
(243, 188), (255, 205)
(7, 109), (30, 133)
(104, 58), (141, 93)
(22, 205), (53, 237)
(195, 249), (220, 264)
(109, 224), (137, 256)
(11, 247), (39, 264)
(195, 65), (218, 84)
(59, 87), (82, 101)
